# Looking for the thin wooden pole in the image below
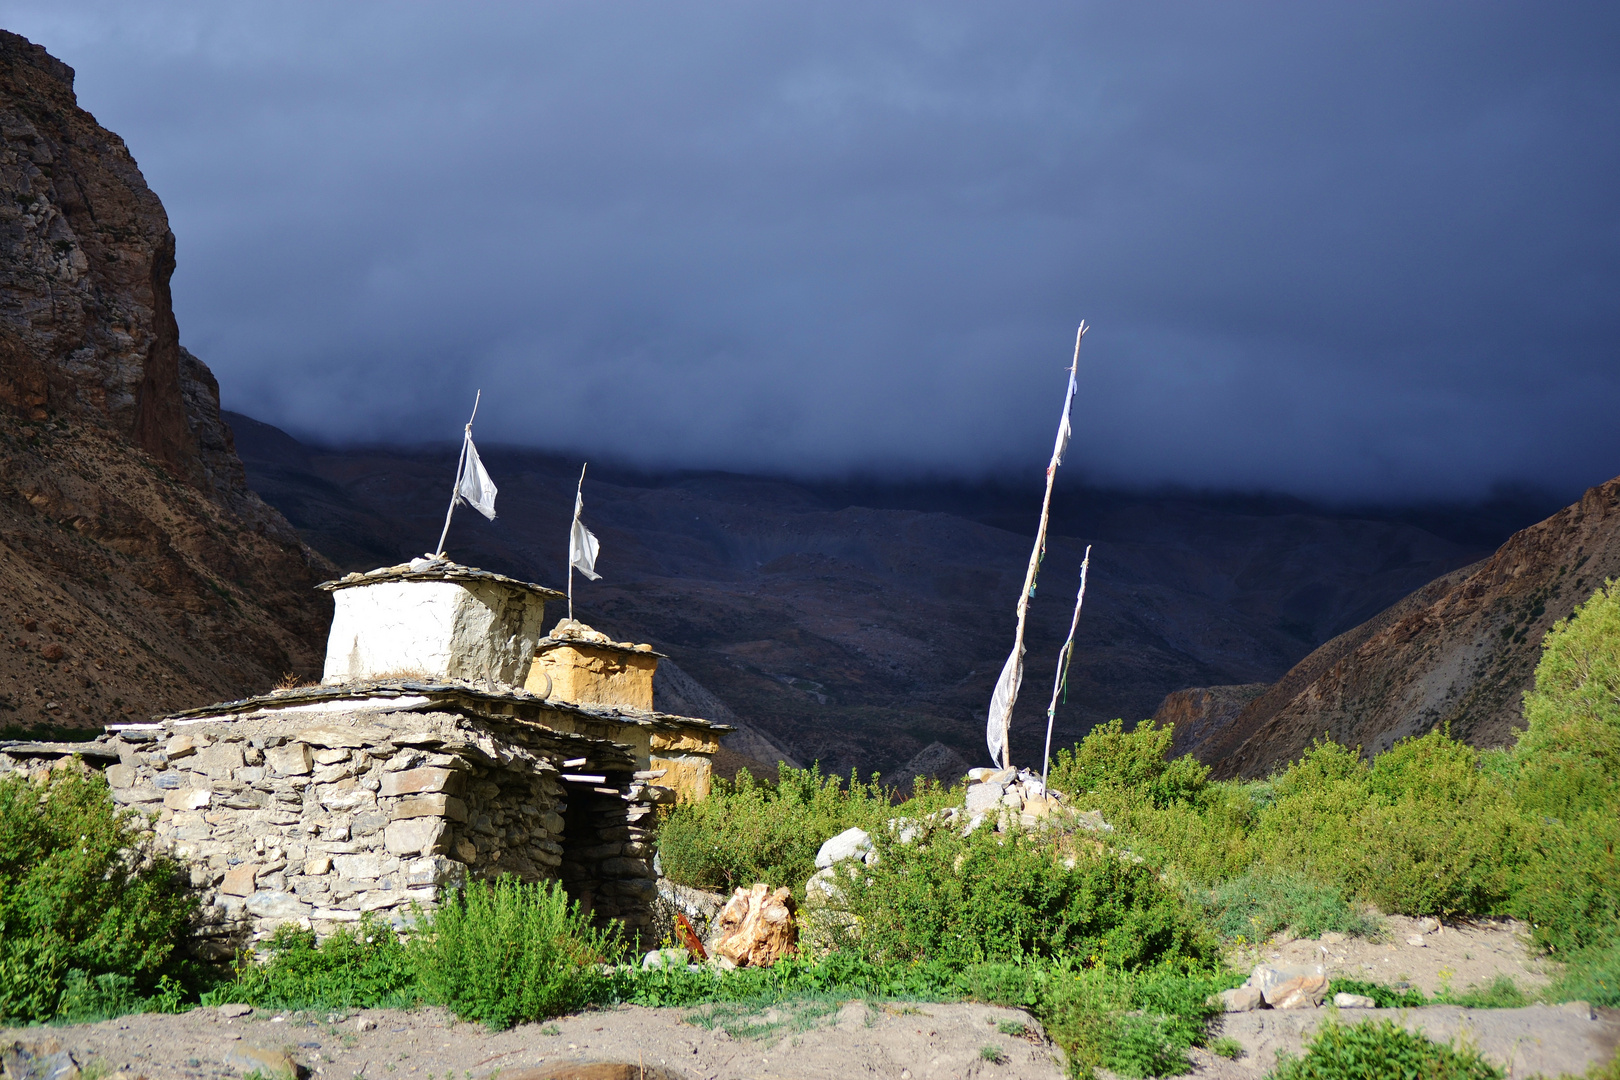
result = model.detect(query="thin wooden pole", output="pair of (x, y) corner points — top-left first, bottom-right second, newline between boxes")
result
(1042, 545), (1090, 787)
(567, 462), (587, 622)
(434, 390), (482, 557)
(994, 323), (1085, 767)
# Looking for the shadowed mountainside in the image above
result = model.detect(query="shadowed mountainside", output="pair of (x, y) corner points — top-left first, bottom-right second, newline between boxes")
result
(1193, 475), (1620, 778)
(225, 411), (1544, 778)
(0, 31), (333, 731)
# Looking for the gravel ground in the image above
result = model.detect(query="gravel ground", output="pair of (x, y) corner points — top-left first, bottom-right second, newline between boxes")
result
(0, 1000), (1065, 1080)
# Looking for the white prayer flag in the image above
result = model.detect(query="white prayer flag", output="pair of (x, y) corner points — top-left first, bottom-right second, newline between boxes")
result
(570, 491), (601, 580)
(456, 435), (498, 520)
(1051, 364), (1077, 466)
(986, 642), (1023, 764)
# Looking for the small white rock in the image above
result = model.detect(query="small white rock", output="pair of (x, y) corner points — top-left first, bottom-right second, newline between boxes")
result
(1334, 993), (1377, 1008)
(815, 827), (873, 869)
(1406, 934), (1428, 947)
(355, 1016), (378, 1032)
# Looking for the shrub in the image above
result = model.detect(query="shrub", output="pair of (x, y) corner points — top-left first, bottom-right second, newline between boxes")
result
(1514, 578), (1620, 819)
(1269, 1018), (1504, 1080)
(414, 876), (610, 1028)
(207, 915), (417, 1010)
(1253, 733), (1524, 916)
(1546, 933), (1620, 1008)
(830, 823), (1214, 970)
(658, 764), (905, 894)
(1195, 869), (1378, 942)
(1047, 720), (1209, 808)
(0, 768), (195, 1021)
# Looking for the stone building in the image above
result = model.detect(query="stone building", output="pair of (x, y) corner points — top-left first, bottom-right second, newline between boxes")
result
(0, 560), (727, 953)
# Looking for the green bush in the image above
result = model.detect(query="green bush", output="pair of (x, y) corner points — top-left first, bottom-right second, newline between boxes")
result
(207, 916), (418, 1010)
(1269, 1018), (1504, 1080)
(829, 823), (1214, 970)
(0, 768), (196, 1021)
(1504, 580), (1620, 953)
(658, 764), (909, 894)
(1546, 933), (1620, 1008)
(414, 876), (610, 1028)
(1252, 732), (1523, 917)
(1047, 719), (1210, 808)
(1195, 869), (1379, 942)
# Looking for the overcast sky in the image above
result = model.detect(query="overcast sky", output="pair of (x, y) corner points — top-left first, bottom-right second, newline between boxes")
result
(6, 2), (1618, 500)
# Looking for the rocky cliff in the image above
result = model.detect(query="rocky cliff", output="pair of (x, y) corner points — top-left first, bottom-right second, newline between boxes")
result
(1200, 476), (1620, 778)
(0, 30), (333, 730)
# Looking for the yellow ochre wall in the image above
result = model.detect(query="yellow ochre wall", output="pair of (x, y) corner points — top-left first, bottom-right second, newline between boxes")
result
(527, 642), (657, 711)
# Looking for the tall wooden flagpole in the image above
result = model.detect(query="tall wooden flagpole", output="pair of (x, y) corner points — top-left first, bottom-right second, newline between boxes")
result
(986, 324), (1086, 768)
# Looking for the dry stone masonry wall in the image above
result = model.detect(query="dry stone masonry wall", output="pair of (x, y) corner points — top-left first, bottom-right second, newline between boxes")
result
(2, 704), (670, 954)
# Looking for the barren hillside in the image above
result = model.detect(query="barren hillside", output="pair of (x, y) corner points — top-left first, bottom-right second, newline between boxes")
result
(0, 30), (332, 731)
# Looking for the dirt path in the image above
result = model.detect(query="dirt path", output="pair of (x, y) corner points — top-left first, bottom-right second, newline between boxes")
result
(1225, 915), (1555, 998)
(1183, 1003), (1619, 1079)
(2, 917), (1601, 1080)
(0, 1000), (1064, 1080)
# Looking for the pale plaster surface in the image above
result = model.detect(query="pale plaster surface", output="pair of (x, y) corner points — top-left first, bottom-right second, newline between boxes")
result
(322, 579), (547, 686)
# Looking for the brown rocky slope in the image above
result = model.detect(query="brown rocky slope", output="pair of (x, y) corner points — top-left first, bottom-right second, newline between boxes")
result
(1196, 475), (1620, 778)
(0, 29), (333, 731)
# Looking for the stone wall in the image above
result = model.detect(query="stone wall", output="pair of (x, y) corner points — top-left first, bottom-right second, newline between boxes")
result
(2, 703), (669, 954)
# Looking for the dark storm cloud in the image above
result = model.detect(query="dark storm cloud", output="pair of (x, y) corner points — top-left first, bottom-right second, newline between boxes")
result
(7, 2), (1619, 499)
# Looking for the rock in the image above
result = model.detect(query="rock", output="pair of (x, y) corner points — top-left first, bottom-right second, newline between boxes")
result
(501, 1064), (689, 1080)
(1218, 985), (1264, 1012)
(711, 884), (797, 967)
(243, 891), (312, 920)
(163, 788), (211, 811)
(223, 1045), (297, 1079)
(104, 763), (134, 788)
(219, 865), (258, 896)
(296, 725), (390, 748)
(1319, 931), (1346, 945)
(815, 827), (873, 869)
(642, 947), (689, 969)
(266, 743), (313, 776)
(1074, 809), (1113, 832)
(384, 816), (449, 856)
(164, 735), (200, 759)
(1407, 934), (1428, 947)
(1415, 917), (1441, 934)
(380, 767), (462, 797)
(355, 1017), (377, 1032)
(218, 1003), (253, 1018)
(1334, 993), (1377, 1008)
(392, 793), (469, 822)
(1249, 964), (1329, 1009)
(964, 782), (1006, 816)
(0, 1039), (79, 1080)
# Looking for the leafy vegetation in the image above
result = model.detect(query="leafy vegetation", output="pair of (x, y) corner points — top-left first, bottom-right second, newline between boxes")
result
(1269, 1019), (1504, 1080)
(414, 876), (610, 1028)
(0, 768), (196, 1022)
(833, 822), (1214, 969)
(657, 764), (955, 896)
